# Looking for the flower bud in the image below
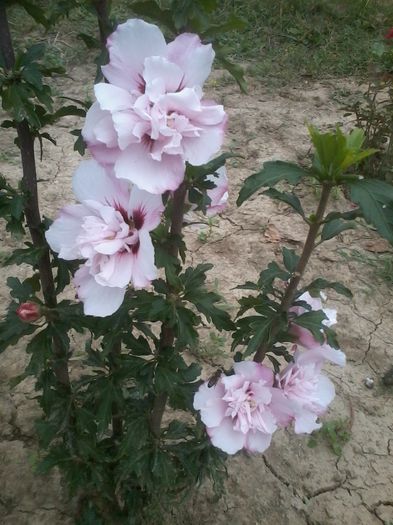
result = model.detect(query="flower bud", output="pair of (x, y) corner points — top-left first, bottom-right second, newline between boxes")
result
(16, 302), (42, 323)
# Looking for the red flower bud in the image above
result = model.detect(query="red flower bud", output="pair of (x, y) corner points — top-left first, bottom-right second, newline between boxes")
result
(16, 302), (42, 323)
(385, 28), (393, 39)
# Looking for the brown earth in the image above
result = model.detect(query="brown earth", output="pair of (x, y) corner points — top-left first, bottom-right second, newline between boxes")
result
(0, 66), (393, 525)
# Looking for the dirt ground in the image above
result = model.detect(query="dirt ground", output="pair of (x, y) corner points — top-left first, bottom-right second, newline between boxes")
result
(1, 65), (393, 525)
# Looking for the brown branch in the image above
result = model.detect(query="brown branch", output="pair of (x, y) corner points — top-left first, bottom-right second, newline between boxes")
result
(254, 183), (332, 363)
(150, 181), (188, 436)
(91, 0), (111, 48)
(0, 5), (70, 388)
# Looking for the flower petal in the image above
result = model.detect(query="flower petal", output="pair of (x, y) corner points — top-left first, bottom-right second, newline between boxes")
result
(193, 383), (227, 428)
(131, 230), (157, 287)
(74, 266), (126, 317)
(115, 143), (185, 194)
(72, 159), (129, 210)
(167, 33), (214, 88)
(128, 185), (163, 231)
(143, 56), (184, 99)
(293, 409), (321, 434)
(245, 430), (273, 453)
(181, 116), (226, 165)
(233, 361), (274, 385)
(102, 19), (167, 91)
(45, 204), (88, 260)
(207, 417), (246, 455)
(95, 83), (134, 112)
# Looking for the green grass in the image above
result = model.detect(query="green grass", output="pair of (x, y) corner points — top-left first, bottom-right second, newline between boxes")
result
(218, 0), (393, 85)
(6, 0), (393, 86)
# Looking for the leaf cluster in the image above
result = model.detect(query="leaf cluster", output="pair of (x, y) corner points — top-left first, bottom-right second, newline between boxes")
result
(0, 175), (25, 236)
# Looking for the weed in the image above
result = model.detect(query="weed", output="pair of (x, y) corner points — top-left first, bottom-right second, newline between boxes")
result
(308, 418), (351, 456)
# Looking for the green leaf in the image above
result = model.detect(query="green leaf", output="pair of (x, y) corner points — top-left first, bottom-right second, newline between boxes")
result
(323, 208), (362, 222)
(291, 311), (327, 343)
(201, 14), (246, 38)
(77, 33), (100, 49)
(309, 126), (377, 181)
(18, 1), (48, 27)
(282, 247), (299, 273)
(130, 1), (176, 33)
(186, 153), (237, 181)
(304, 278), (352, 299)
(175, 306), (199, 346)
(0, 304), (37, 353)
(245, 314), (277, 356)
(263, 187), (305, 218)
(7, 276), (39, 301)
(349, 179), (393, 243)
(215, 49), (247, 93)
(3, 243), (44, 266)
(320, 219), (357, 241)
(237, 161), (307, 206)
(257, 261), (289, 290)
(189, 290), (233, 330)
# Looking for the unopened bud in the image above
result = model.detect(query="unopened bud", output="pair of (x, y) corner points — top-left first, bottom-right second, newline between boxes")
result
(16, 302), (42, 323)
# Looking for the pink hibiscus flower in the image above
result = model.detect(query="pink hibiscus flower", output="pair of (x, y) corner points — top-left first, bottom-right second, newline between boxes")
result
(193, 361), (292, 455)
(45, 159), (163, 316)
(82, 19), (227, 194)
(289, 291), (345, 366)
(277, 347), (336, 434)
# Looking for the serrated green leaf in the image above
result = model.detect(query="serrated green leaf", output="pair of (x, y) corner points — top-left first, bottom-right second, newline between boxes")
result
(291, 310), (327, 343)
(304, 278), (352, 299)
(263, 187), (305, 218)
(186, 153), (236, 181)
(282, 247), (299, 273)
(237, 161), (307, 206)
(320, 219), (357, 241)
(349, 179), (393, 243)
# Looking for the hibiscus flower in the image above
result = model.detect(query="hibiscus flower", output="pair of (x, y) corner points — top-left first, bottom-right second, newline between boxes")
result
(46, 159), (163, 316)
(82, 19), (227, 194)
(194, 361), (293, 454)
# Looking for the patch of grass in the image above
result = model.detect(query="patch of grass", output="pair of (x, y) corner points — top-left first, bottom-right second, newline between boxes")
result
(217, 0), (393, 85)
(308, 418), (351, 455)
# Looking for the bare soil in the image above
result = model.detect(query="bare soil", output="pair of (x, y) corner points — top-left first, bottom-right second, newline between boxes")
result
(1, 67), (393, 525)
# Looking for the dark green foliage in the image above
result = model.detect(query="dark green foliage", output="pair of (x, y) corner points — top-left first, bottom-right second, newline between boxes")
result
(0, 175), (25, 236)
(237, 161), (307, 206)
(349, 178), (393, 243)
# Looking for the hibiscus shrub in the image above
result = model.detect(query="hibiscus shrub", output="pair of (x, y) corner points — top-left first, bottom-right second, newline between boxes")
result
(2, 2), (393, 524)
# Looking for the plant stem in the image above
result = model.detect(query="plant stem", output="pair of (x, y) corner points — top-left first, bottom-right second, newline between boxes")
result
(91, 0), (111, 48)
(150, 181), (188, 436)
(111, 340), (123, 438)
(0, 5), (70, 388)
(254, 183), (332, 363)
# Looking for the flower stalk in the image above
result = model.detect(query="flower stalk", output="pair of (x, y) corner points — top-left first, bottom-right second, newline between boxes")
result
(150, 181), (188, 436)
(254, 183), (332, 363)
(0, 4), (70, 388)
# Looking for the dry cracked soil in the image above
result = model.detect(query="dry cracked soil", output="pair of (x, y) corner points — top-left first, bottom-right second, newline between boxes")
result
(0, 66), (393, 525)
